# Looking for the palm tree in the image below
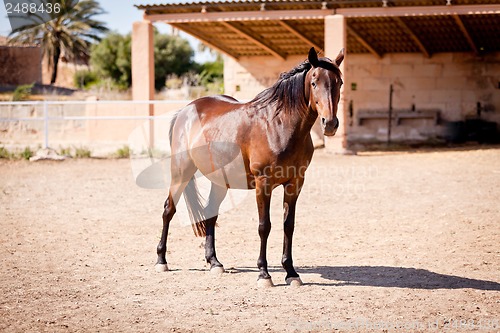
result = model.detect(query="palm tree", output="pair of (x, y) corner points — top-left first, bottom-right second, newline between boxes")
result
(8, 0), (108, 84)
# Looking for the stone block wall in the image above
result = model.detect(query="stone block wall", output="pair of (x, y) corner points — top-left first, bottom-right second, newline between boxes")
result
(0, 46), (42, 85)
(223, 52), (500, 142)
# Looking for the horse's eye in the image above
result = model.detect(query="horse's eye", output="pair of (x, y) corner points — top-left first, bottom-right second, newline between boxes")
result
(312, 82), (316, 88)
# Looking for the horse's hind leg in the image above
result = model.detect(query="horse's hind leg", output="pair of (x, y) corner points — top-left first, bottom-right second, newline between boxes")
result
(155, 156), (197, 272)
(155, 191), (176, 271)
(204, 183), (227, 274)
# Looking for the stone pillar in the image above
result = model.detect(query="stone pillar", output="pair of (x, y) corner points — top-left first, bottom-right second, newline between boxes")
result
(132, 20), (155, 148)
(324, 14), (348, 153)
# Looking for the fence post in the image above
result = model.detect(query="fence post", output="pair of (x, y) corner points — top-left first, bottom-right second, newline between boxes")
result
(43, 101), (49, 149)
(149, 101), (155, 150)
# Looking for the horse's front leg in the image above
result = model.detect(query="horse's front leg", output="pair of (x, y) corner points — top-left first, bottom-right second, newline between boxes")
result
(282, 177), (304, 286)
(255, 176), (274, 287)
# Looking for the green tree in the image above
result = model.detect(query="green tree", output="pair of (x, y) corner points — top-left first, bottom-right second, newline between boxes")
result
(8, 0), (108, 84)
(90, 30), (196, 91)
(154, 32), (195, 90)
(90, 33), (131, 89)
(199, 54), (223, 87)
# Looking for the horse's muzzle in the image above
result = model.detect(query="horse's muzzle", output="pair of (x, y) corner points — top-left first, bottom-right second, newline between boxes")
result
(321, 117), (339, 136)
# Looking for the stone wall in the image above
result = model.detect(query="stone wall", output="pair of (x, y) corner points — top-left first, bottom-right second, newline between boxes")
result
(0, 46), (42, 85)
(41, 57), (88, 88)
(0, 46), (86, 88)
(223, 52), (500, 142)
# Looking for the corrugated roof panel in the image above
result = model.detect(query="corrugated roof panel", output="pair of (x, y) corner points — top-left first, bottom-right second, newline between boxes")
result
(404, 16), (470, 53)
(462, 14), (500, 53)
(137, 0), (499, 12)
(140, 1), (500, 56)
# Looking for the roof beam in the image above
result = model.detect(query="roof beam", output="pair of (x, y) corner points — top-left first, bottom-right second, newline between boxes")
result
(219, 21), (286, 60)
(337, 4), (500, 17)
(144, 9), (331, 23)
(142, 5), (500, 23)
(452, 14), (479, 55)
(346, 25), (383, 58)
(393, 17), (431, 58)
(169, 23), (240, 60)
(277, 20), (323, 52)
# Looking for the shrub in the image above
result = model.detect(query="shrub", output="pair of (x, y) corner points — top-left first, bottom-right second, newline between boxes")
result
(58, 146), (72, 157)
(74, 70), (99, 89)
(115, 145), (130, 159)
(0, 146), (14, 159)
(74, 147), (91, 158)
(12, 83), (34, 101)
(19, 146), (34, 160)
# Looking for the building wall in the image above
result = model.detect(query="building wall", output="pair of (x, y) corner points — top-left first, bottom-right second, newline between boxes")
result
(0, 46), (42, 85)
(224, 52), (500, 142)
(224, 55), (306, 100)
(0, 44), (84, 88)
(41, 57), (87, 88)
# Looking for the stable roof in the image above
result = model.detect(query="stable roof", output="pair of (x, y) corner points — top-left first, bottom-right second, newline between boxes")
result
(136, 0), (500, 59)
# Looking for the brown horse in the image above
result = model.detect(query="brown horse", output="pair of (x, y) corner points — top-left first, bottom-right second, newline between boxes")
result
(156, 47), (344, 287)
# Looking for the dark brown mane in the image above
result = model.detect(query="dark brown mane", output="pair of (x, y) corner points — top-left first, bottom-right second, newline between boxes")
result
(250, 61), (312, 118)
(249, 58), (341, 118)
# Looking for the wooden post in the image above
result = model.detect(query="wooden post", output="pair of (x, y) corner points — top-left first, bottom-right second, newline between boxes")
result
(324, 14), (348, 153)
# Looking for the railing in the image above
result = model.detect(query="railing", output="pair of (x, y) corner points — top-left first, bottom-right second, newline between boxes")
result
(0, 100), (190, 152)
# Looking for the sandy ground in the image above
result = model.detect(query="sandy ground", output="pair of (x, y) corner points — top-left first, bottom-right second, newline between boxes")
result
(0, 148), (499, 332)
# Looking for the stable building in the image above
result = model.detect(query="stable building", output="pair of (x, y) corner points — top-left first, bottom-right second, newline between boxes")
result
(133, 0), (500, 150)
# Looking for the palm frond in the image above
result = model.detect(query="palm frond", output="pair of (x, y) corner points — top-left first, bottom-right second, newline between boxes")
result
(8, 0), (108, 83)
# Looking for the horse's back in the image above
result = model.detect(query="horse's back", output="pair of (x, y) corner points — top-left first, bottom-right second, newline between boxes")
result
(171, 94), (247, 150)
(189, 95), (241, 110)
(183, 95), (247, 136)
(169, 94), (250, 189)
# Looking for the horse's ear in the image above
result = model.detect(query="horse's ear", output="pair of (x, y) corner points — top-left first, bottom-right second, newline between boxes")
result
(335, 48), (345, 67)
(308, 47), (319, 67)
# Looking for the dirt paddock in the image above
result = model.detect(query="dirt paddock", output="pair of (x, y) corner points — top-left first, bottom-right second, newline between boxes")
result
(1, 147), (499, 332)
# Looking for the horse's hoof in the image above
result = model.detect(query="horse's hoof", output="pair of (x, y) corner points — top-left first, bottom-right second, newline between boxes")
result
(257, 278), (274, 288)
(210, 266), (225, 275)
(155, 263), (169, 272)
(285, 277), (303, 287)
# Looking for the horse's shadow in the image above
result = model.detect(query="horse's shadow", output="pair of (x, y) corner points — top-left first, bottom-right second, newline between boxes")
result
(232, 265), (500, 290)
(298, 266), (500, 290)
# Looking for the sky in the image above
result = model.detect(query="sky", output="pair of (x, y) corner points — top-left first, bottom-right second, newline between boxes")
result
(0, 0), (215, 63)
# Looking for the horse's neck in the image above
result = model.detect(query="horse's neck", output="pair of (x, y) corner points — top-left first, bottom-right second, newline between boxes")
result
(266, 107), (317, 151)
(301, 107), (318, 133)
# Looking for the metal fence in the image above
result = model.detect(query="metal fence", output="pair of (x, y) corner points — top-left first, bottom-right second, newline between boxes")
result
(0, 100), (190, 154)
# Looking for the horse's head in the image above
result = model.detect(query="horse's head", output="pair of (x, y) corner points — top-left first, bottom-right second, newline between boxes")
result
(306, 47), (344, 136)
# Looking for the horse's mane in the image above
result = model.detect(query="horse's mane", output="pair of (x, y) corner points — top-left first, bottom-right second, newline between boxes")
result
(250, 58), (342, 118)
(250, 61), (312, 118)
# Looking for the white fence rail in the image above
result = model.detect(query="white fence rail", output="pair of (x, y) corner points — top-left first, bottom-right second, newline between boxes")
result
(0, 100), (191, 154)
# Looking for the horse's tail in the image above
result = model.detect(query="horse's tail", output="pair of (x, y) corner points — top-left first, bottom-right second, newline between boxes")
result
(183, 175), (208, 237)
(168, 111), (179, 148)
(170, 109), (208, 237)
